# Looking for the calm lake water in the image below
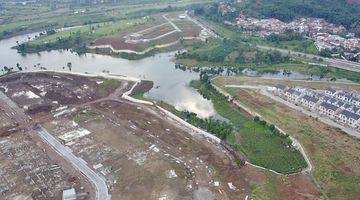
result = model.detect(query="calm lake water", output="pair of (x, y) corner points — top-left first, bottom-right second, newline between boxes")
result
(0, 32), (351, 118)
(0, 33), (217, 118)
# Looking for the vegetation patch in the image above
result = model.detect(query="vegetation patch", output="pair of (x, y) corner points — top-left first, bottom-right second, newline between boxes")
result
(97, 79), (121, 96)
(74, 110), (101, 124)
(214, 76), (360, 198)
(190, 74), (307, 174)
(176, 39), (360, 83)
(16, 18), (145, 53)
(177, 39), (290, 64)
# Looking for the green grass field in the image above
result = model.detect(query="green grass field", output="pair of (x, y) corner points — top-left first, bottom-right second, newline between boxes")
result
(213, 76), (360, 199)
(201, 16), (319, 55)
(190, 80), (307, 174)
(0, 12), (113, 39)
(28, 18), (145, 46)
(0, 0), (215, 40)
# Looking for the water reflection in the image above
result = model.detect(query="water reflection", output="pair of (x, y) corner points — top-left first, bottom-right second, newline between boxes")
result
(0, 33), (216, 118)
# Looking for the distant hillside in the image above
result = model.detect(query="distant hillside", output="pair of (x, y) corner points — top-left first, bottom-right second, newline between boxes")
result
(240, 0), (360, 36)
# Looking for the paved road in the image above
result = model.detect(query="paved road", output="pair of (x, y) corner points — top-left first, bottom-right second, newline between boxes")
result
(36, 126), (110, 200)
(225, 84), (360, 138)
(256, 45), (360, 72)
(186, 12), (360, 72)
(162, 14), (181, 32)
(185, 11), (219, 38)
(0, 91), (29, 123)
(0, 90), (110, 200)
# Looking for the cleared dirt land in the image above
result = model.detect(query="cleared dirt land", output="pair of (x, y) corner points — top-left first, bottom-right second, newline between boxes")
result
(0, 72), (325, 199)
(213, 76), (360, 199)
(0, 72), (249, 200)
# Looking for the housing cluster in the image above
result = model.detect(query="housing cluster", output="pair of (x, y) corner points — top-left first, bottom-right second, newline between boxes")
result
(234, 16), (360, 60)
(273, 84), (360, 130)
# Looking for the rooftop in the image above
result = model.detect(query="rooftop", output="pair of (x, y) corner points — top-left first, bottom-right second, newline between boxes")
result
(339, 110), (360, 120)
(319, 102), (339, 112)
(302, 95), (319, 104)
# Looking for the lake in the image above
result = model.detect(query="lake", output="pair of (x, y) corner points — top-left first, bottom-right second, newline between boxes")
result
(0, 32), (217, 118)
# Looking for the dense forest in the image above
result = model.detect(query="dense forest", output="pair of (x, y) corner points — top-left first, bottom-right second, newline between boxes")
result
(240, 0), (360, 36)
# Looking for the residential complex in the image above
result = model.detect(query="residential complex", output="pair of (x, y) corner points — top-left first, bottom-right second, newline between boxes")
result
(235, 15), (360, 62)
(272, 85), (360, 130)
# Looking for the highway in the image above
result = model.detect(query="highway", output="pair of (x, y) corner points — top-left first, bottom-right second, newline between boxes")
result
(186, 12), (360, 73)
(36, 126), (110, 200)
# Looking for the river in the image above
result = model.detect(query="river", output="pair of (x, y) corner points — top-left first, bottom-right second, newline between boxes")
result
(0, 32), (217, 118)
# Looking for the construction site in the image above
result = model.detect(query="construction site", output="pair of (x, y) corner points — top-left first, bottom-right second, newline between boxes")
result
(0, 71), (251, 200)
(0, 71), (323, 200)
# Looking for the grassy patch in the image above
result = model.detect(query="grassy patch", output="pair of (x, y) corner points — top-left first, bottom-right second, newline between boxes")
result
(97, 79), (120, 96)
(131, 92), (147, 100)
(0, 13), (113, 39)
(17, 18), (145, 53)
(176, 39), (360, 83)
(0, 0), (214, 39)
(191, 80), (307, 174)
(74, 110), (100, 123)
(213, 76), (360, 198)
(198, 15), (319, 55)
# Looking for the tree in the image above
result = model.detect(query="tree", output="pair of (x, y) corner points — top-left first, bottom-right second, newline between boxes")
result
(319, 49), (333, 57)
(67, 62), (72, 71)
(16, 63), (22, 71)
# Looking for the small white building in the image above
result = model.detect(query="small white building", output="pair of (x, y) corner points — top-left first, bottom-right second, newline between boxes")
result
(63, 188), (76, 200)
(178, 14), (186, 19)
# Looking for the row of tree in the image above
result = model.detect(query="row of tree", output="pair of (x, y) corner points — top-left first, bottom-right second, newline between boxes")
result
(178, 110), (233, 140)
